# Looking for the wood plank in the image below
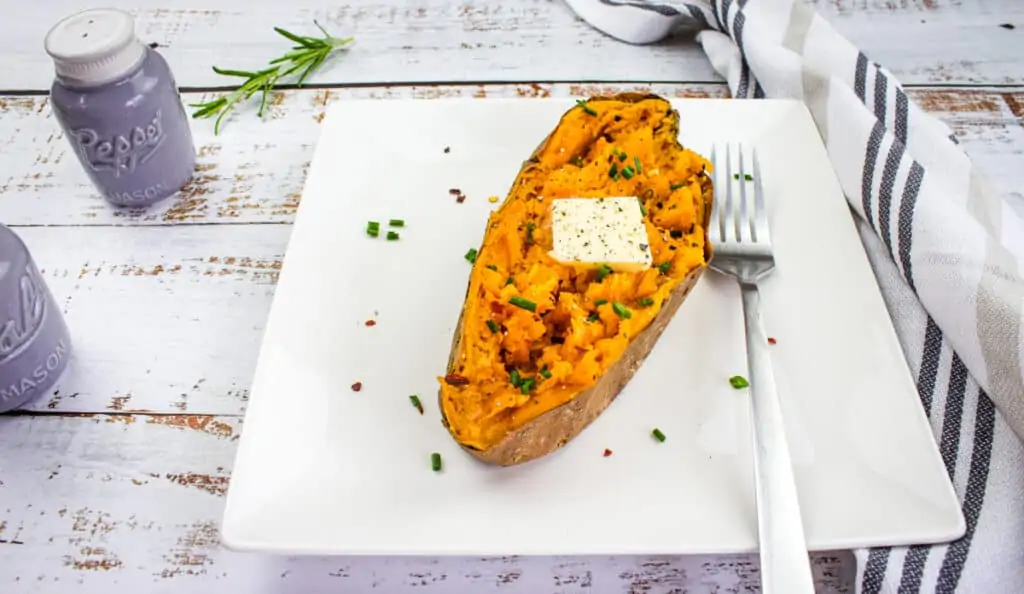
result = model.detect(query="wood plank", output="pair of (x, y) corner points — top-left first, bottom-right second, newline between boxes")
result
(3, 0), (1023, 90)
(13, 224), (286, 415)
(1, 85), (1022, 228)
(0, 413), (855, 592)
(0, 83), (727, 226)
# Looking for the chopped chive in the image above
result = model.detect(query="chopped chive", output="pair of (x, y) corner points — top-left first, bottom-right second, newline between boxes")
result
(595, 264), (612, 282)
(571, 155), (584, 167)
(509, 296), (537, 312)
(509, 369), (522, 387)
(386, 231), (400, 241)
(634, 156), (642, 174)
(636, 297), (654, 307)
(729, 375), (750, 389)
(367, 220), (380, 228)
(486, 319), (499, 333)
(506, 277), (515, 286)
(539, 365), (552, 379)
(612, 302), (632, 319)
(621, 166), (635, 180)
(587, 312), (600, 322)
(670, 183), (685, 190)
(367, 227), (380, 238)
(618, 151), (628, 162)
(594, 299), (608, 306)
(409, 395), (424, 414)
(388, 219), (405, 227)
(609, 163), (618, 178)
(658, 262), (672, 274)
(525, 222), (536, 245)
(638, 199), (647, 216)
(520, 378), (536, 394)
(732, 173), (754, 181)
(652, 428), (666, 442)
(486, 264), (498, 272)
(464, 248), (478, 264)
(576, 99), (597, 116)
(431, 452), (442, 472)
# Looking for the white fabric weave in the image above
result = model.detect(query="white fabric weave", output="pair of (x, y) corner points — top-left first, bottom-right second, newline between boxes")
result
(561, 0), (1024, 592)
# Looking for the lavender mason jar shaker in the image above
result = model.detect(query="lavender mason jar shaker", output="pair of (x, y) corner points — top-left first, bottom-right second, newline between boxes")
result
(0, 224), (72, 413)
(44, 8), (196, 208)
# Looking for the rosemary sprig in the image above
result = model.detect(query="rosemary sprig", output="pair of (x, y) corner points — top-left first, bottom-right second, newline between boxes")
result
(190, 21), (354, 134)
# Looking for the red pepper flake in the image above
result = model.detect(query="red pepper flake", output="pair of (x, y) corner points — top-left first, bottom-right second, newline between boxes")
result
(603, 448), (613, 457)
(767, 337), (777, 345)
(350, 382), (363, 392)
(365, 319), (377, 327)
(444, 373), (470, 386)
(449, 188), (466, 203)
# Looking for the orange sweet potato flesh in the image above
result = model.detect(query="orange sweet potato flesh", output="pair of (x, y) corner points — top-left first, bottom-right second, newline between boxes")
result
(438, 93), (714, 466)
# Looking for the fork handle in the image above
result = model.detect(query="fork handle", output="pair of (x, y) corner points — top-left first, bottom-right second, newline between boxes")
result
(740, 283), (816, 594)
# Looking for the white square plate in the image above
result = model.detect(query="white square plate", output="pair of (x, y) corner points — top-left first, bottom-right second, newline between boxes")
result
(222, 98), (964, 556)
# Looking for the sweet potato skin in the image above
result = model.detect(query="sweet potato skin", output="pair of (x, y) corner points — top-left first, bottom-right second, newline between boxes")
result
(438, 93), (714, 466)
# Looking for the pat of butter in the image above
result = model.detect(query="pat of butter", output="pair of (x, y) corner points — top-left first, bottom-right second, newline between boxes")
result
(549, 197), (652, 272)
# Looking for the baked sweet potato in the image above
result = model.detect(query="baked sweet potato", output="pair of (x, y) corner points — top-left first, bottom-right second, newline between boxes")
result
(437, 93), (714, 466)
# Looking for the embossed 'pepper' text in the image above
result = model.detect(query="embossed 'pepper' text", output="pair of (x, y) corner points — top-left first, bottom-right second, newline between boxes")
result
(72, 109), (165, 178)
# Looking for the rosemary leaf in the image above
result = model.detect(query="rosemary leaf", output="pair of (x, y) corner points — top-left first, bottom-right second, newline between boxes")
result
(190, 21), (354, 134)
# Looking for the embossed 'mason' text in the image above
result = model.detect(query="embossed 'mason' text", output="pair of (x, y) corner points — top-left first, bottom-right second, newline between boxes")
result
(0, 339), (68, 405)
(106, 181), (167, 204)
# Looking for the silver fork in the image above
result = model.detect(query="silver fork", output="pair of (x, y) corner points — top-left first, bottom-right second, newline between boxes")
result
(708, 144), (815, 594)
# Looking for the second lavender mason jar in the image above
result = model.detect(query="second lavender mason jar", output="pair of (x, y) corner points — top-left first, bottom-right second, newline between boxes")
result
(44, 8), (196, 208)
(0, 224), (72, 413)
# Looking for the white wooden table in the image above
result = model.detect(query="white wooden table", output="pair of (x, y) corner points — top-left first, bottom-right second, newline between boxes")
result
(0, 1), (1021, 591)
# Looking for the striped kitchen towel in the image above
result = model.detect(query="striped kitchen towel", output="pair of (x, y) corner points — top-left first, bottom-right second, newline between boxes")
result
(562, 0), (1024, 593)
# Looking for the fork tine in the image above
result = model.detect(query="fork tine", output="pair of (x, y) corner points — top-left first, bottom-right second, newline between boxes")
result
(724, 143), (735, 243)
(737, 143), (752, 244)
(752, 147), (770, 244)
(708, 145), (722, 243)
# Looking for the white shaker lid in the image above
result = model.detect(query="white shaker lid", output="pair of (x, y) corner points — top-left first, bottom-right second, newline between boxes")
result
(44, 8), (147, 86)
